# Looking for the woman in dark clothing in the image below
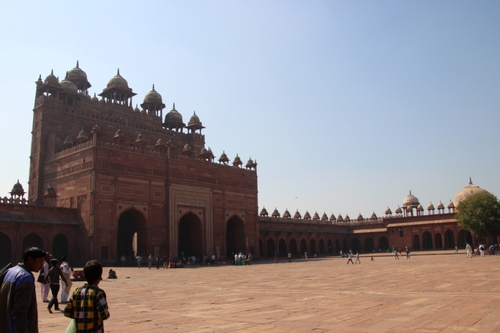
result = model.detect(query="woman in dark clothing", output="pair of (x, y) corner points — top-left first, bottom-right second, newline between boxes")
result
(46, 259), (67, 313)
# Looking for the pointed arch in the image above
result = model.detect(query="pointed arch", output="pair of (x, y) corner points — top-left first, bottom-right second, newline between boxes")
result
(117, 208), (147, 261)
(52, 234), (69, 260)
(23, 233), (43, 251)
(179, 212), (203, 257)
(226, 215), (246, 258)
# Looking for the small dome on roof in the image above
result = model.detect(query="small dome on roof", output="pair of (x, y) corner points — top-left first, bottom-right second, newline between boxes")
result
(403, 191), (420, 208)
(357, 213), (363, 221)
(293, 210), (302, 219)
(219, 151), (229, 164)
(188, 111), (202, 127)
(321, 213), (328, 221)
(312, 212), (320, 220)
(283, 209), (291, 218)
(232, 154), (242, 167)
(107, 69), (129, 89)
(417, 204), (424, 211)
(370, 212), (377, 219)
(259, 208), (268, 216)
(60, 78), (77, 91)
(453, 178), (490, 207)
(447, 201), (455, 209)
(77, 129), (89, 142)
(427, 202), (435, 210)
(385, 207), (392, 215)
(437, 201), (445, 209)
(67, 61), (87, 81)
(45, 70), (59, 85)
(272, 208), (280, 218)
(144, 85), (162, 103)
(63, 136), (75, 148)
(303, 211), (311, 220)
(337, 214), (343, 221)
(345, 214), (351, 222)
(11, 180), (25, 196)
(395, 206), (403, 214)
(330, 214), (336, 221)
(164, 103), (184, 125)
(91, 93), (99, 102)
(91, 124), (102, 136)
(44, 185), (57, 198)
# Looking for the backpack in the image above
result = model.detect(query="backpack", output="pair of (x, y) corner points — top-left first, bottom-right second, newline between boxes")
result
(0, 263), (14, 287)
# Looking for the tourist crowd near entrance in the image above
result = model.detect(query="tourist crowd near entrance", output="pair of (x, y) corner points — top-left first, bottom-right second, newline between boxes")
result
(0, 62), (498, 267)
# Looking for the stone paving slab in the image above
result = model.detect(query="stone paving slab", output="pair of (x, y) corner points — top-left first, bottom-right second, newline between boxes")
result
(37, 251), (500, 332)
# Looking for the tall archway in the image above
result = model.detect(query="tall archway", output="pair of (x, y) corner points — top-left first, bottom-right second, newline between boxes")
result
(52, 234), (69, 260)
(319, 239), (325, 254)
(335, 239), (341, 253)
(379, 237), (389, 251)
(179, 212), (203, 257)
(300, 239), (307, 255)
(457, 230), (473, 248)
(310, 239), (316, 255)
(290, 238), (298, 255)
(117, 209), (147, 261)
(279, 239), (287, 256)
(364, 237), (374, 252)
(435, 233), (443, 249)
(328, 239), (333, 254)
(226, 216), (246, 258)
(22, 233), (43, 251)
(0, 233), (12, 266)
(422, 232), (433, 249)
(350, 238), (360, 253)
(342, 239), (348, 252)
(444, 230), (455, 249)
(267, 239), (275, 257)
(413, 235), (420, 250)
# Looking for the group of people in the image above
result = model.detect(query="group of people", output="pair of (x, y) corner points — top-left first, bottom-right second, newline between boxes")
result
(234, 252), (252, 265)
(0, 247), (110, 333)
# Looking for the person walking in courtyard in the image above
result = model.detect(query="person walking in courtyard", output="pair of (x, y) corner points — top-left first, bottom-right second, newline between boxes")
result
(46, 258), (67, 313)
(64, 260), (110, 332)
(393, 248), (399, 260)
(355, 252), (361, 264)
(0, 247), (46, 333)
(60, 256), (73, 303)
(346, 252), (354, 264)
(405, 247), (411, 259)
(136, 255), (142, 268)
(39, 252), (51, 302)
(148, 254), (153, 269)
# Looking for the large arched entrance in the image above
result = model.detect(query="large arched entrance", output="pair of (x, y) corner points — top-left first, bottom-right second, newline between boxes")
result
(117, 209), (147, 262)
(226, 216), (246, 258)
(422, 232), (433, 249)
(290, 239), (298, 255)
(350, 238), (360, 253)
(435, 233), (443, 249)
(310, 239), (316, 255)
(52, 234), (69, 260)
(457, 230), (473, 248)
(23, 233), (43, 251)
(413, 235), (420, 250)
(379, 237), (389, 251)
(0, 233), (11, 266)
(267, 239), (275, 257)
(319, 239), (325, 254)
(444, 230), (455, 249)
(279, 239), (287, 256)
(179, 212), (203, 257)
(364, 237), (374, 252)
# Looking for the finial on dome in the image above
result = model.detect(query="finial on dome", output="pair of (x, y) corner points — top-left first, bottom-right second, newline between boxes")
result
(173, 102), (176, 109)
(469, 177), (473, 185)
(409, 190), (412, 195)
(152, 84), (155, 90)
(76, 60), (79, 68)
(51, 69), (54, 75)
(117, 68), (120, 75)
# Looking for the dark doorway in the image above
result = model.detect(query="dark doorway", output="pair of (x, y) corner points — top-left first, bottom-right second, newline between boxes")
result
(300, 239), (307, 255)
(52, 234), (69, 260)
(319, 239), (325, 254)
(267, 239), (275, 257)
(117, 209), (147, 262)
(279, 239), (287, 256)
(435, 233), (443, 249)
(290, 239), (298, 255)
(23, 233), (43, 251)
(413, 235), (420, 250)
(310, 239), (316, 255)
(445, 230), (455, 249)
(328, 239), (333, 254)
(350, 238), (360, 253)
(364, 237), (374, 252)
(226, 216), (246, 258)
(422, 232), (433, 249)
(457, 230), (473, 248)
(0, 233), (11, 266)
(179, 213), (203, 257)
(379, 237), (389, 251)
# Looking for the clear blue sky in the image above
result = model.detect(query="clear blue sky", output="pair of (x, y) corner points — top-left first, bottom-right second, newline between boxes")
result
(1, 1), (499, 218)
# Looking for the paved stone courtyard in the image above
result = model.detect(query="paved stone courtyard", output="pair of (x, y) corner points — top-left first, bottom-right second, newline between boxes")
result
(37, 251), (500, 332)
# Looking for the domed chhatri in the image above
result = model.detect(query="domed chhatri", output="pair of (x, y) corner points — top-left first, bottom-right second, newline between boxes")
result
(402, 190), (420, 208)
(107, 69), (129, 89)
(453, 177), (490, 207)
(163, 103), (185, 131)
(10, 180), (25, 198)
(45, 69), (59, 85)
(143, 84), (162, 104)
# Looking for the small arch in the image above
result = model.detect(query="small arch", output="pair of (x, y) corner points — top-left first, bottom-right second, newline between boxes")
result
(457, 229), (473, 248)
(179, 212), (203, 257)
(279, 239), (287, 256)
(413, 234), (420, 250)
(22, 233), (43, 252)
(267, 239), (275, 257)
(319, 239), (325, 254)
(422, 231), (433, 249)
(327, 239), (333, 254)
(444, 230), (455, 249)
(310, 239), (316, 255)
(290, 238), (298, 255)
(435, 233), (443, 249)
(364, 237), (374, 252)
(378, 237), (389, 252)
(300, 239), (307, 255)
(226, 215), (246, 259)
(350, 238), (361, 253)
